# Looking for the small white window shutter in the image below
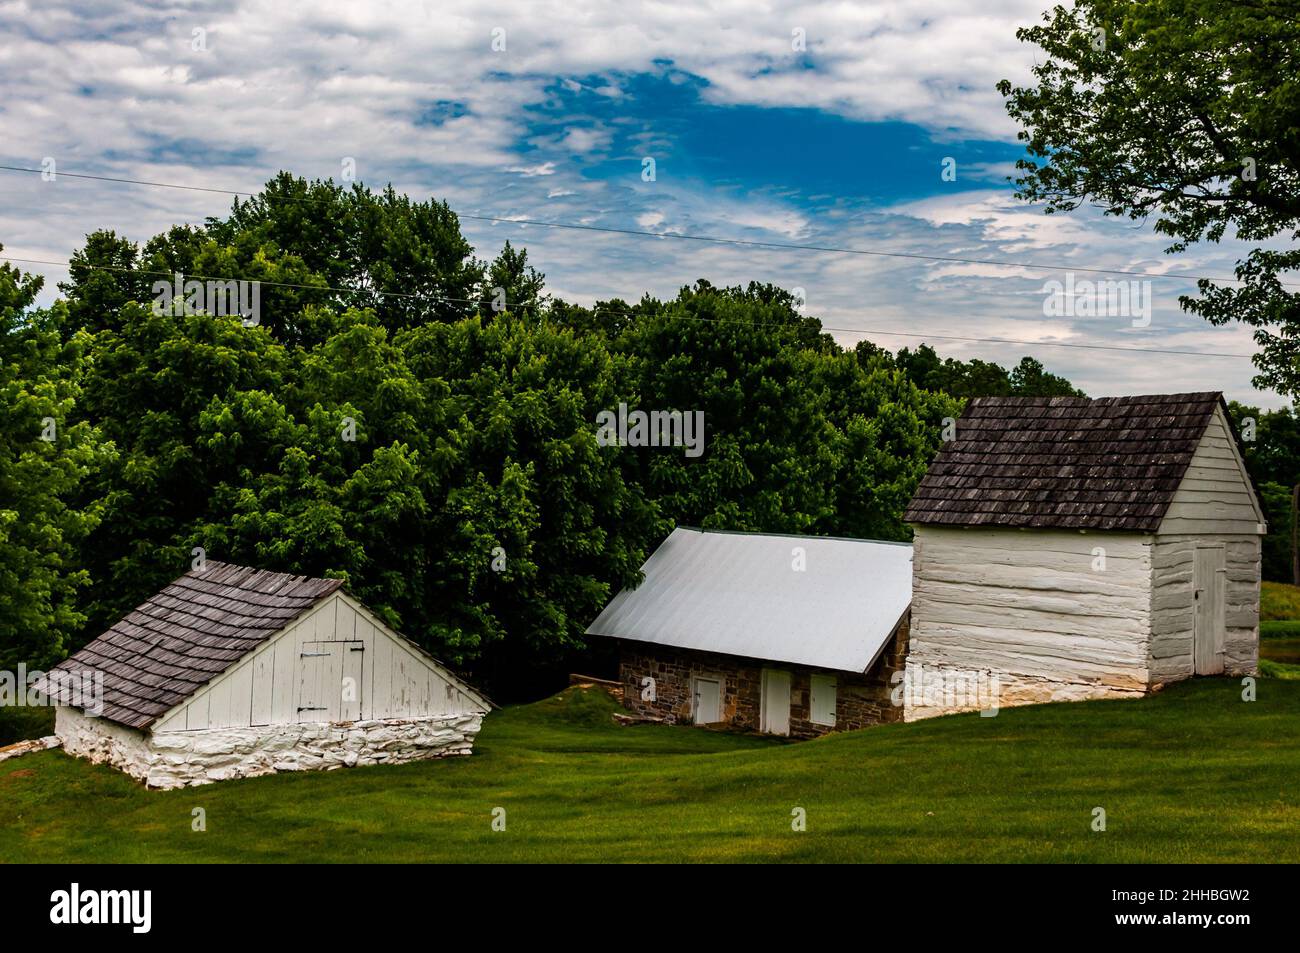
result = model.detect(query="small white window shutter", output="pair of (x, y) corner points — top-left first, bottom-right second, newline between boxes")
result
(811, 675), (837, 726)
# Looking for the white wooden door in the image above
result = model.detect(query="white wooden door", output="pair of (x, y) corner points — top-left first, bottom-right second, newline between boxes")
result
(692, 677), (722, 724)
(760, 668), (791, 736)
(1193, 546), (1226, 675)
(297, 642), (332, 722)
(341, 641), (365, 720)
(298, 641), (365, 722)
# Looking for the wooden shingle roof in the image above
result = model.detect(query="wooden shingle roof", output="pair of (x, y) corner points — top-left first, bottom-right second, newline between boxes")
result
(47, 562), (343, 729)
(904, 392), (1226, 532)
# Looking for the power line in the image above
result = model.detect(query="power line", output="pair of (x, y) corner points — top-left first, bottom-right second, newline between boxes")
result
(2, 255), (436, 301)
(0, 254), (1255, 359)
(0, 166), (257, 197)
(457, 214), (1276, 288)
(0, 163), (1287, 289)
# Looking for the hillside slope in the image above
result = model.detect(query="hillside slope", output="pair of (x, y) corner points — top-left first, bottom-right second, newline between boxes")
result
(2, 679), (1297, 863)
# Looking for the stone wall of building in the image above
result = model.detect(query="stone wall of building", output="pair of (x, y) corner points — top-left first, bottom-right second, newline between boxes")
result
(56, 706), (483, 789)
(617, 615), (909, 738)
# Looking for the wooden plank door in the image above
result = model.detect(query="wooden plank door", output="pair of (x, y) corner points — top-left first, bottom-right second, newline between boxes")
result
(341, 641), (365, 721)
(297, 642), (333, 722)
(692, 677), (721, 725)
(761, 669), (791, 736)
(1193, 546), (1226, 675)
(299, 641), (366, 722)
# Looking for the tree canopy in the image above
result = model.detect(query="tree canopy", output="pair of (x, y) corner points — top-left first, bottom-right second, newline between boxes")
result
(4, 175), (1093, 695)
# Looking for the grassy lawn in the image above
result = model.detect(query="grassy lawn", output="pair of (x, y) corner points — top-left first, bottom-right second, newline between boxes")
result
(1261, 581), (1300, 672)
(3, 678), (1299, 863)
(1262, 580), (1300, 621)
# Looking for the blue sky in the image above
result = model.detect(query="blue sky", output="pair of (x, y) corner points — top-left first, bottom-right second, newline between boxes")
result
(0, 0), (1284, 406)
(521, 71), (1025, 202)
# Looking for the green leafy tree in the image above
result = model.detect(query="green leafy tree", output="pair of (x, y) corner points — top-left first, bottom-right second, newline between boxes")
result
(0, 257), (108, 669)
(1230, 399), (1300, 582)
(612, 282), (959, 541)
(1257, 482), (1296, 583)
(58, 230), (151, 335)
(72, 299), (291, 636)
(479, 240), (549, 320)
(398, 314), (665, 678)
(206, 174), (484, 336)
(997, 0), (1300, 395)
(613, 281), (841, 533)
(893, 344), (1082, 398)
(1009, 356), (1086, 397)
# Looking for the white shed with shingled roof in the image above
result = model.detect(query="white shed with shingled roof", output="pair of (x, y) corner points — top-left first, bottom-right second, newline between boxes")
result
(44, 562), (489, 789)
(903, 392), (1265, 719)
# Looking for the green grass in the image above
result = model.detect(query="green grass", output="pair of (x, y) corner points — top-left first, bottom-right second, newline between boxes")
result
(1262, 580), (1300, 621)
(1262, 620), (1300, 640)
(1259, 659), (1300, 680)
(3, 679), (1300, 863)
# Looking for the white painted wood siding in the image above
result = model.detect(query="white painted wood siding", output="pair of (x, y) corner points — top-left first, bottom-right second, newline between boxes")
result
(909, 527), (1153, 696)
(1158, 405), (1266, 536)
(153, 592), (488, 731)
(1149, 533), (1260, 682)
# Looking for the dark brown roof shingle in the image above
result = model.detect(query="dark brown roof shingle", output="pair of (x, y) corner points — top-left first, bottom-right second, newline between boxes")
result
(47, 562), (343, 729)
(903, 392), (1225, 532)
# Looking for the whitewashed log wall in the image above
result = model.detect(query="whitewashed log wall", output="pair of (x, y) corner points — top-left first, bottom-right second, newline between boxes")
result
(153, 593), (486, 732)
(1149, 534), (1260, 681)
(1149, 404), (1263, 680)
(907, 527), (1153, 719)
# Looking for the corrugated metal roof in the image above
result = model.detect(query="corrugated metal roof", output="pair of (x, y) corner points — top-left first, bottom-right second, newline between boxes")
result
(586, 528), (913, 673)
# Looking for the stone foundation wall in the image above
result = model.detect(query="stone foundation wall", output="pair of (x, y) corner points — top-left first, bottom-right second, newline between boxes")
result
(618, 615), (909, 738)
(900, 662), (1145, 722)
(56, 706), (483, 790)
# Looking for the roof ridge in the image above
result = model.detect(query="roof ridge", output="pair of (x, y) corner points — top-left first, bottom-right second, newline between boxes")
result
(674, 525), (913, 546)
(970, 390), (1222, 406)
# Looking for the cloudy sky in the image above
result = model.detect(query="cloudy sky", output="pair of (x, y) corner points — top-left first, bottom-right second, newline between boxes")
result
(0, 0), (1285, 406)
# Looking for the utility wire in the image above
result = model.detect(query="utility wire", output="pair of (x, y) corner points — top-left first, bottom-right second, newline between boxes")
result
(1, 163), (1289, 288)
(0, 254), (1255, 359)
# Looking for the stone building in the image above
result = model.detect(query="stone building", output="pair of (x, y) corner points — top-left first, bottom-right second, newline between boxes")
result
(43, 562), (490, 788)
(587, 527), (913, 737)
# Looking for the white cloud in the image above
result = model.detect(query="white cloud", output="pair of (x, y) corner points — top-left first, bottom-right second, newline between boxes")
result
(0, 0), (1287, 407)
(506, 161), (558, 176)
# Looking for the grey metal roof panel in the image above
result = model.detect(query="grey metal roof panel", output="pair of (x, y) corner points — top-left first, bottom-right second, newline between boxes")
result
(586, 527), (913, 673)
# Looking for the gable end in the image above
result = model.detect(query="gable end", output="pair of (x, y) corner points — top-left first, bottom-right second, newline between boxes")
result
(1158, 403), (1267, 536)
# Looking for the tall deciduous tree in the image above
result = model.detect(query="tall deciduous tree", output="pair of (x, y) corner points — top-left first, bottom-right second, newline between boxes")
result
(480, 240), (549, 319)
(0, 255), (108, 669)
(997, 1), (1300, 395)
